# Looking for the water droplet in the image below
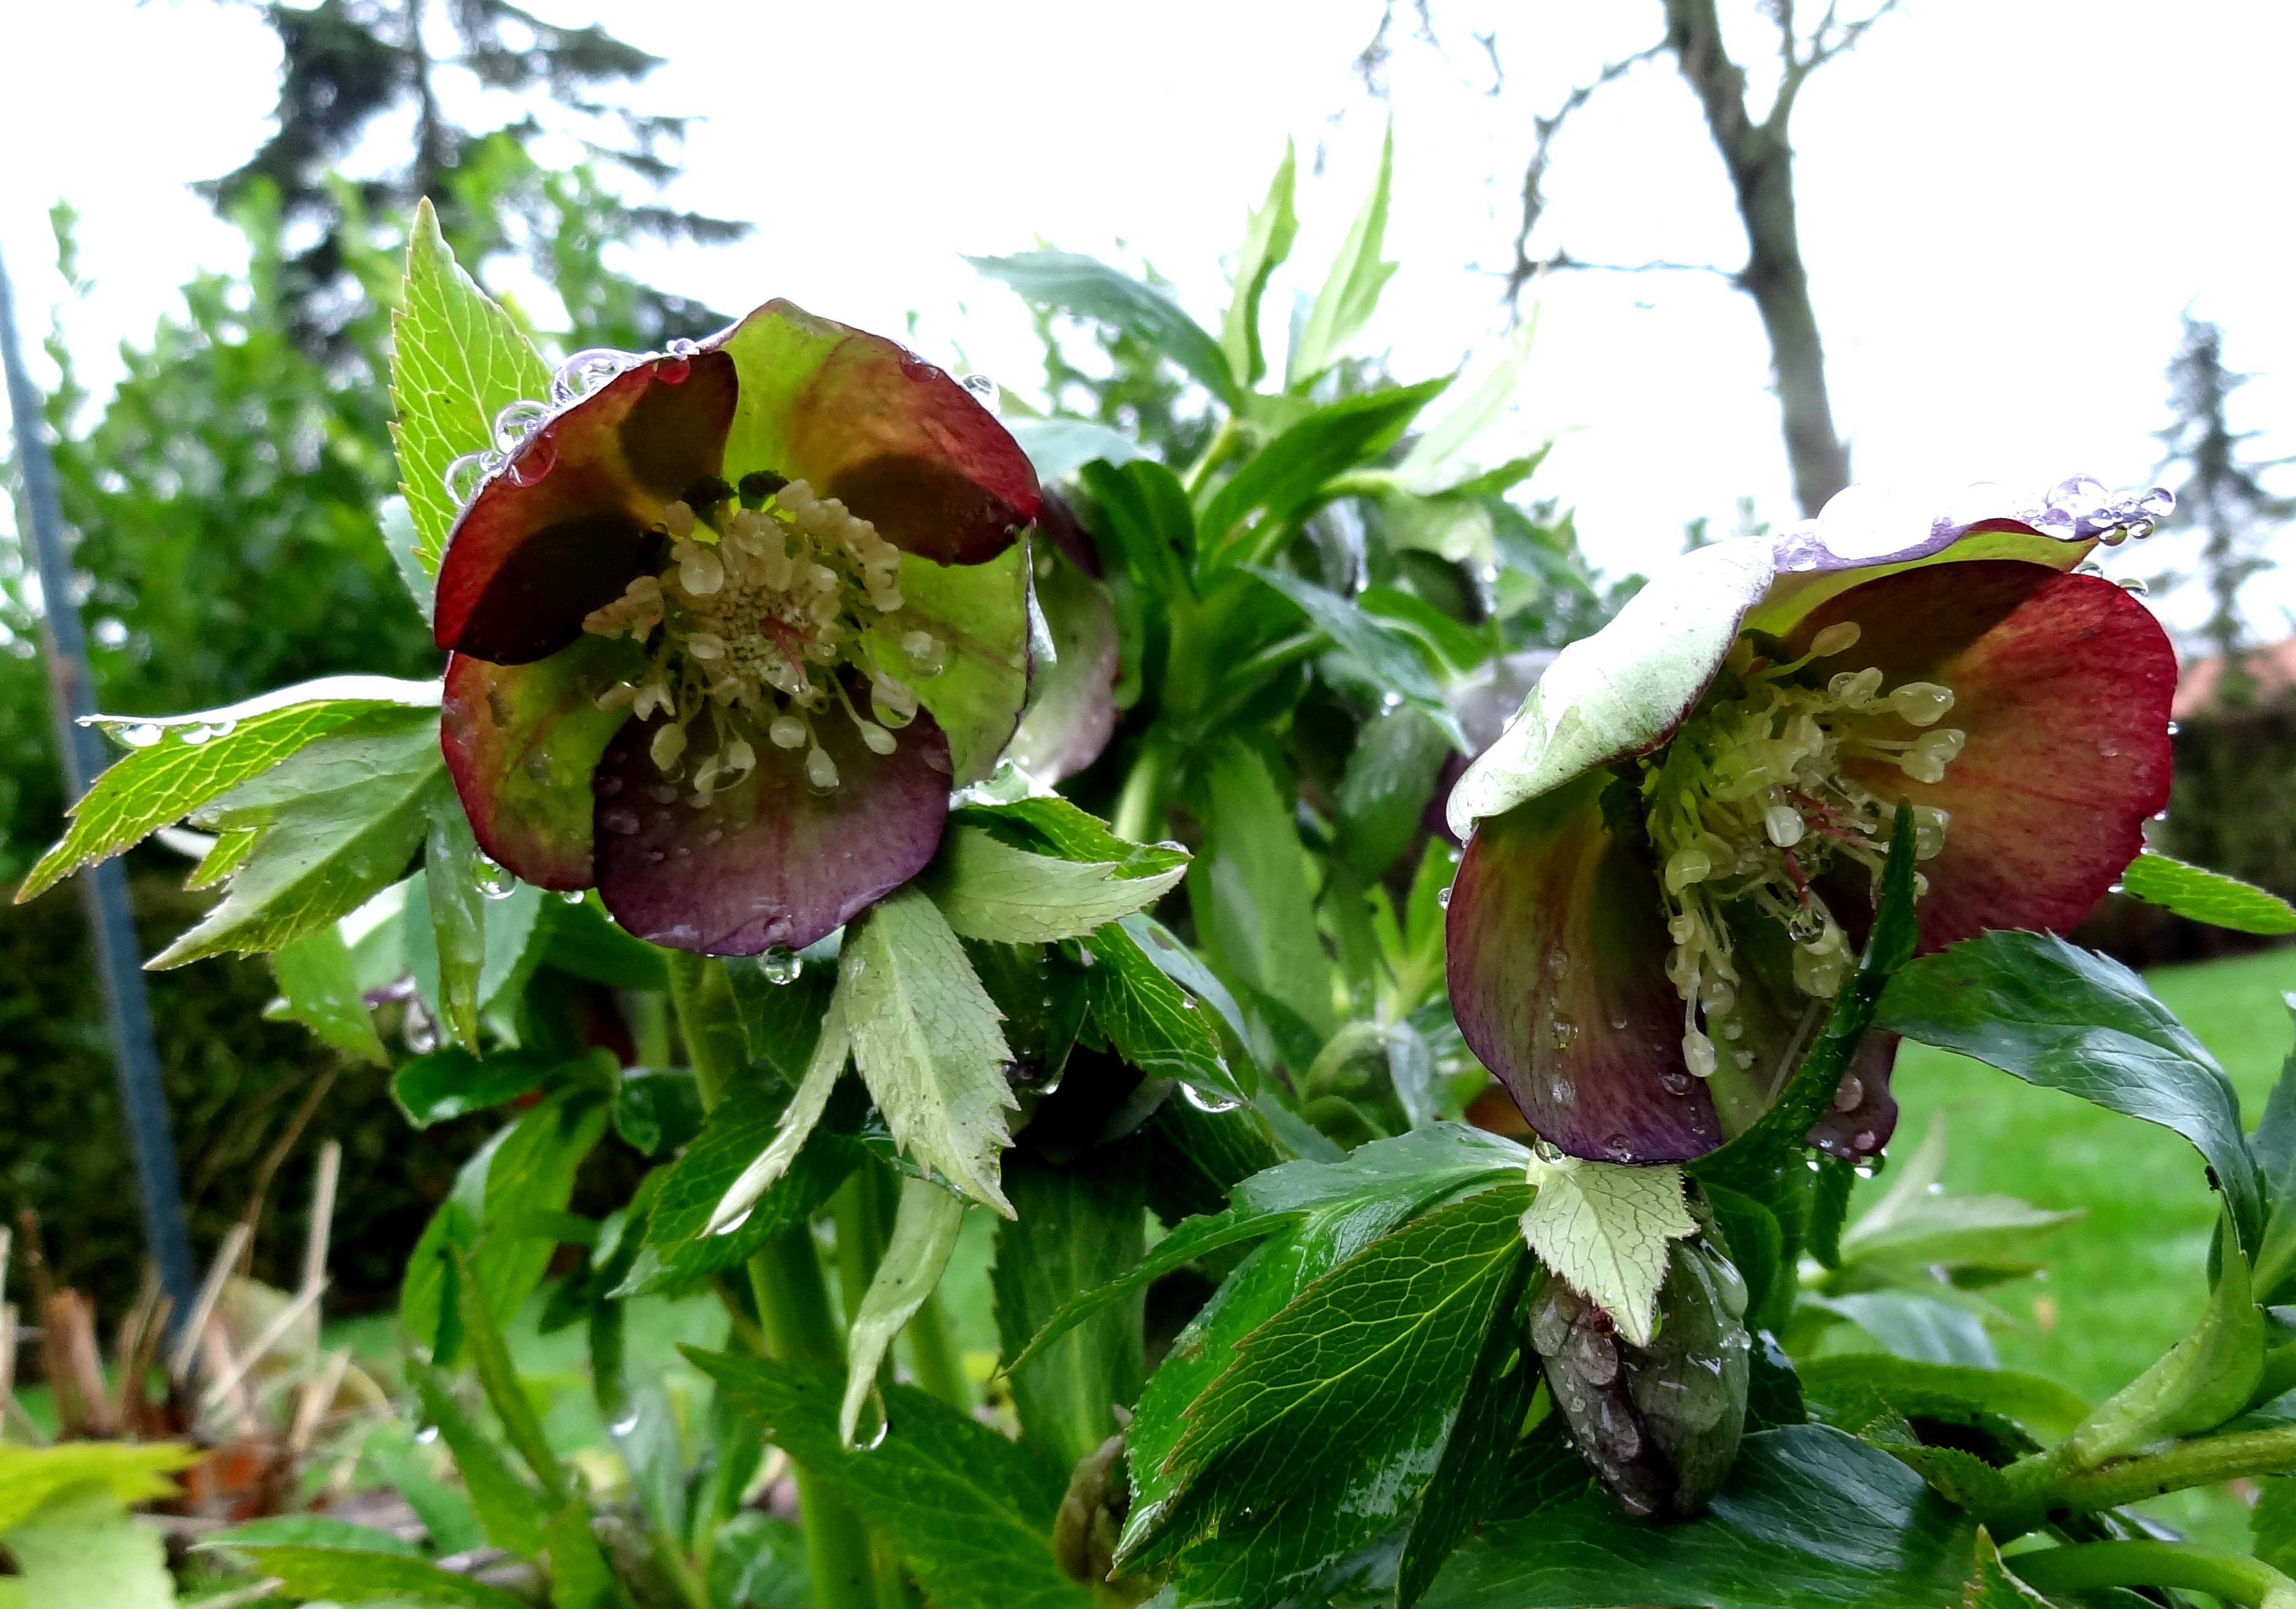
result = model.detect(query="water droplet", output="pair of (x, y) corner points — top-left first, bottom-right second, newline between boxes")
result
(1436, 887), (1453, 910)
(958, 371), (1001, 411)
(506, 425), (557, 487)
(608, 1407), (641, 1436)
(559, 889), (585, 904)
(1832, 1075), (1863, 1113)
(475, 858), (518, 898)
(551, 347), (636, 405)
(1548, 1012), (1579, 1051)
(601, 805), (641, 836)
(591, 772), (623, 797)
(2046, 474), (2111, 518)
(444, 450), (492, 504)
(1601, 1133), (1635, 1162)
(491, 398), (550, 453)
(712, 1208), (752, 1237)
(647, 848), (666, 862)
(209, 719), (237, 737)
(655, 354), (691, 385)
(414, 1423), (439, 1444)
(760, 947), (804, 985)
(898, 353), (940, 383)
(2097, 736), (2120, 758)
(1852, 1128), (1879, 1153)
(1659, 1069), (1694, 1096)
(1546, 949), (1569, 977)
(1532, 1137), (1566, 1163)
(2139, 486), (2176, 518)
(120, 723), (163, 749)
(1379, 690), (1403, 713)
(1182, 1084), (1243, 1114)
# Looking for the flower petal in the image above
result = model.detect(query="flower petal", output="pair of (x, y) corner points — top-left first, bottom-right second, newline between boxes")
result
(1804, 1032), (1901, 1163)
(1447, 770), (1723, 1162)
(1005, 542), (1117, 785)
(864, 540), (1034, 786)
(433, 353), (739, 662)
(714, 301), (1040, 564)
(441, 637), (645, 889)
(1789, 561), (2176, 947)
(591, 700), (954, 955)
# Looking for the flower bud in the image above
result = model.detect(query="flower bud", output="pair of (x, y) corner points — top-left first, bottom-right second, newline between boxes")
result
(1527, 1236), (1751, 1519)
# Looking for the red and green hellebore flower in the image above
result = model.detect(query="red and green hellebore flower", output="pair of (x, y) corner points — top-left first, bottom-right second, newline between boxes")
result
(432, 301), (1044, 955)
(1444, 478), (2179, 1164)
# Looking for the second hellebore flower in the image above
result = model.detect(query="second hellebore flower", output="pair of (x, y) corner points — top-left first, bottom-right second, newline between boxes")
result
(1444, 480), (2179, 1163)
(433, 302), (1043, 954)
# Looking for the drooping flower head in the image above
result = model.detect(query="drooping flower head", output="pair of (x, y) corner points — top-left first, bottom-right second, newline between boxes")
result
(1445, 479), (2179, 1163)
(433, 302), (1043, 954)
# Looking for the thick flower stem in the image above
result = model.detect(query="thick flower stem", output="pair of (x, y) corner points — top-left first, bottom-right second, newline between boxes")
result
(1991, 1424), (2296, 1539)
(1113, 734), (1180, 846)
(665, 949), (879, 1609)
(906, 1287), (970, 1411)
(2003, 1540), (2296, 1607)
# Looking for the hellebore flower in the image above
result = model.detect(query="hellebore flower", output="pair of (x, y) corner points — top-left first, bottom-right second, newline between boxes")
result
(1444, 479), (2179, 1163)
(433, 302), (1043, 954)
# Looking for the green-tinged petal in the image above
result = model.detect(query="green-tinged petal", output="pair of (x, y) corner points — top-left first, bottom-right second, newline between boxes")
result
(1006, 543), (1117, 785)
(440, 637), (646, 890)
(715, 301), (1040, 564)
(866, 542), (1034, 786)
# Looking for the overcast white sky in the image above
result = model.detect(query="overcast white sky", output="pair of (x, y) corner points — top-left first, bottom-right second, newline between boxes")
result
(5, 0), (2293, 646)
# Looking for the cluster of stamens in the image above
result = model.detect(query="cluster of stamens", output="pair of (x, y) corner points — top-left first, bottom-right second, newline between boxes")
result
(1641, 622), (1961, 1089)
(581, 473), (945, 802)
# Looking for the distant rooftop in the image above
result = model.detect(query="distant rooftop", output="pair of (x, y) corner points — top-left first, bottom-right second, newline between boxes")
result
(2174, 635), (2296, 720)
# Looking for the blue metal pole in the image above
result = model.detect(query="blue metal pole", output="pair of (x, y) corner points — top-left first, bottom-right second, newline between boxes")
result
(0, 237), (198, 1331)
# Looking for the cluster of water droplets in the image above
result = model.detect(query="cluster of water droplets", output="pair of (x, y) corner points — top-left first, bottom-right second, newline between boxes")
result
(107, 714), (241, 750)
(2021, 476), (2175, 546)
(441, 338), (704, 510)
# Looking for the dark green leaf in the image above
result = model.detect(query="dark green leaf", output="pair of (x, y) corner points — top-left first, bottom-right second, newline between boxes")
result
(1080, 920), (1247, 1107)
(710, 1511), (813, 1609)
(691, 1351), (1090, 1609)
(205, 1544), (531, 1608)
(1243, 566), (1464, 748)
(1704, 1182), (1789, 1335)
(725, 956), (835, 1084)
(270, 924), (387, 1066)
(1333, 707), (1451, 881)
(17, 684), (435, 903)
(450, 1246), (570, 1506)
(2254, 1476), (2296, 1575)
(540, 892), (670, 990)
(206, 1516), (422, 1557)
(407, 1361), (552, 1559)
(543, 1501), (625, 1609)
(365, 1428), (484, 1556)
(1199, 379), (1448, 569)
(1419, 1426), (1978, 1609)
(390, 1048), (554, 1129)
(1188, 738), (1333, 1041)
(971, 249), (1234, 405)
(1694, 800), (1920, 1192)
(1797, 1355), (2089, 1445)
(1141, 1094), (1286, 1225)
(1079, 458), (1196, 596)
(612, 1069), (704, 1157)
(154, 707), (444, 965)
(423, 797), (486, 1048)
(2122, 850), (2296, 935)
(1875, 929), (2264, 1251)
(1357, 586), (1493, 677)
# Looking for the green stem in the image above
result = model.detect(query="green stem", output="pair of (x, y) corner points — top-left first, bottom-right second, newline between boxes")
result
(2005, 1540), (2296, 1607)
(1994, 1424), (2296, 1538)
(665, 950), (878, 1609)
(650, 1525), (715, 1609)
(1182, 412), (1240, 497)
(1113, 734), (1180, 845)
(905, 1288), (969, 1412)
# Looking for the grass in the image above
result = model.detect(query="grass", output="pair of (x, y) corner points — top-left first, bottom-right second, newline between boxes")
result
(1884, 941), (2296, 1550)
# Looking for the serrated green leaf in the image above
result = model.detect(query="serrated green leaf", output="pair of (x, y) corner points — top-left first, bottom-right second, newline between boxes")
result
(406, 1362), (552, 1559)
(1198, 379), (1450, 570)
(207, 1515), (424, 1556)
(390, 197), (551, 573)
(151, 707), (445, 966)
(1154, 1187), (1533, 1548)
(18, 681), (440, 903)
(703, 990), (849, 1236)
(952, 794), (1187, 881)
(971, 248), (1234, 406)
(214, 1539), (532, 1608)
(843, 1175), (967, 1445)
(390, 1047), (554, 1127)
(1288, 123), (1398, 386)
(0, 1443), (198, 1530)
(1518, 1155), (1694, 1347)
(1395, 315), (1538, 491)
(844, 887), (1018, 1214)
(1965, 1530), (2056, 1606)
(692, 1351), (1089, 1609)
(1421, 1425), (1979, 1609)
(270, 923), (387, 1066)
(2122, 849), (2296, 934)
(1221, 141), (1299, 389)
(1, 1486), (177, 1609)
(924, 826), (1185, 944)
(1242, 566), (1464, 747)
(1876, 929), (2264, 1253)
(1078, 919), (1247, 1107)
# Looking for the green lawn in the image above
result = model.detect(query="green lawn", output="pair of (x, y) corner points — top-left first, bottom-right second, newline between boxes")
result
(1884, 941), (2296, 1548)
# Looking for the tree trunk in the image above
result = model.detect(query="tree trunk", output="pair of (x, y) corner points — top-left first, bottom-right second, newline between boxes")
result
(1663, 0), (1852, 516)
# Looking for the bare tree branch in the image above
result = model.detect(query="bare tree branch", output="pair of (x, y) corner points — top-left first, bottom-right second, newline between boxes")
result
(1545, 253), (1737, 279)
(1504, 40), (1669, 301)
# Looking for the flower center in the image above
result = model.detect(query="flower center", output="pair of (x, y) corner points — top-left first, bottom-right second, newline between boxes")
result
(580, 473), (944, 800)
(1639, 621), (1961, 1086)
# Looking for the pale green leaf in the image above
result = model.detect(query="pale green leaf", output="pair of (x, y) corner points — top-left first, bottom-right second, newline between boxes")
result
(1518, 1155), (1695, 1346)
(2122, 850), (2296, 935)
(1396, 312), (1538, 491)
(1221, 141), (1300, 389)
(0, 1486), (177, 1609)
(1005, 418), (1149, 483)
(844, 887), (1018, 1214)
(703, 989), (851, 1236)
(423, 797), (486, 1050)
(970, 249), (1234, 406)
(379, 494), (434, 624)
(17, 679), (440, 903)
(1288, 122), (1399, 387)
(150, 709), (444, 966)
(0, 1443), (198, 1531)
(390, 197), (551, 573)
(270, 924), (388, 1066)
(924, 826), (1185, 944)
(841, 1176), (967, 1445)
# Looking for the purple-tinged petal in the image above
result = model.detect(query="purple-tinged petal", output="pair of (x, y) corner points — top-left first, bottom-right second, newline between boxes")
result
(713, 301), (1040, 564)
(1789, 561), (2176, 949)
(1447, 771), (1723, 1162)
(1005, 542), (1117, 785)
(434, 353), (738, 662)
(440, 637), (644, 889)
(1805, 1033), (1901, 1163)
(591, 700), (954, 955)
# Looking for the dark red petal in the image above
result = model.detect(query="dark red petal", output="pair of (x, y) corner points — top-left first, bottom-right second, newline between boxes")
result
(1446, 771), (1723, 1162)
(591, 700), (953, 955)
(433, 353), (739, 662)
(440, 639), (643, 889)
(714, 301), (1040, 564)
(1791, 561), (2176, 949)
